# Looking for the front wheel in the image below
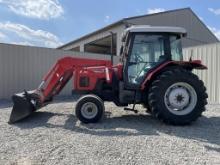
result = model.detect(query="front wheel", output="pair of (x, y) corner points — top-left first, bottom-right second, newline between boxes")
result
(75, 95), (104, 123)
(148, 68), (208, 125)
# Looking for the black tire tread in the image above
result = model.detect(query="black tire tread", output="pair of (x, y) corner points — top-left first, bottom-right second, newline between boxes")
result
(148, 68), (208, 125)
(75, 94), (104, 123)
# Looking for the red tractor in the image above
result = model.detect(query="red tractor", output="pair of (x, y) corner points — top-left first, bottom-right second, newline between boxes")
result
(9, 25), (208, 125)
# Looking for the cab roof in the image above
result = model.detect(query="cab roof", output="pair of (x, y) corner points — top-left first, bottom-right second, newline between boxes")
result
(126, 25), (187, 35)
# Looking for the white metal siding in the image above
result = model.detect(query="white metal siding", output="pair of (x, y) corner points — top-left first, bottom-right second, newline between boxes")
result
(183, 43), (220, 104)
(0, 44), (119, 99)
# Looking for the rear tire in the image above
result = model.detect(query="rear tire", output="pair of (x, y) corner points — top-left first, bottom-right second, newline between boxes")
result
(75, 95), (104, 123)
(148, 68), (208, 125)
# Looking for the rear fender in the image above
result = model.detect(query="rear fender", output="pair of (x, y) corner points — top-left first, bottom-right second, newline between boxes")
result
(141, 60), (207, 90)
(177, 60), (207, 70)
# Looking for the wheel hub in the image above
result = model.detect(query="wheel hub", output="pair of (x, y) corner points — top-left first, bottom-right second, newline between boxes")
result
(167, 87), (190, 110)
(164, 82), (197, 115)
(81, 102), (98, 119)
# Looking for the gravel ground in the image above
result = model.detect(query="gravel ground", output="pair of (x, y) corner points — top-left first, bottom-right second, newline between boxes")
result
(0, 97), (220, 165)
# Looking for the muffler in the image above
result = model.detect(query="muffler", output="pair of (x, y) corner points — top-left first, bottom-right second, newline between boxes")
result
(9, 91), (38, 124)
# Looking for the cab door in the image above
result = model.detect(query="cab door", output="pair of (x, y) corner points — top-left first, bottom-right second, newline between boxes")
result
(124, 33), (168, 89)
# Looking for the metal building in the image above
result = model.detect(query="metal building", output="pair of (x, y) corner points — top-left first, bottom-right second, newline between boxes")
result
(58, 8), (219, 56)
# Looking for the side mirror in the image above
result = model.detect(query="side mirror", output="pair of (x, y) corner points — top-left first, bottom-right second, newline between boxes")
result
(121, 33), (126, 42)
(122, 36), (126, 42)
(120, 46), (124, 55)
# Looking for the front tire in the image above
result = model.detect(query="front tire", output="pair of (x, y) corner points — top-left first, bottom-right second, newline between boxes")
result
(75, 95), (104, 123)
(148, 68), (208, 125)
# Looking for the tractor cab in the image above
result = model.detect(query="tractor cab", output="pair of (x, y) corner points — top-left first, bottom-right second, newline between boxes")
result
(120, 25), (187, 88)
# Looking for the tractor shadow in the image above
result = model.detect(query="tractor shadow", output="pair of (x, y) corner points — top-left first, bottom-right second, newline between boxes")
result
(14, 111), (159, 136)
(13, 110), (220, 152)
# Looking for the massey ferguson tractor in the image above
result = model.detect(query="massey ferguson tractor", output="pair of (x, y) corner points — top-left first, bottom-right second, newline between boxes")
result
(9, 25), (208, 125)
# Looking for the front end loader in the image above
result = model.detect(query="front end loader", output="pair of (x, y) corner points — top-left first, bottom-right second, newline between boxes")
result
(9, 25), (208, 125)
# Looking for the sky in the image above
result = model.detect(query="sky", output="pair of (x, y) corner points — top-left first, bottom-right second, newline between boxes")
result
(0, 0), (219, 48)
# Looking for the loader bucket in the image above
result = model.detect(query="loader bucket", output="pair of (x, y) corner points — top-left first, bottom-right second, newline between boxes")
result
(9, 92), (36, 124)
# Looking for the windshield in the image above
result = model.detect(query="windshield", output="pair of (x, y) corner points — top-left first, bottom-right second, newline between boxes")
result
(129, 34), (165, 63)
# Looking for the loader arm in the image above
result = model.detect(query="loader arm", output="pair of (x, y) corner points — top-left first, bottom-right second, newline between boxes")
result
(39, 57), (111, 103)
(9, 56), (112, 123)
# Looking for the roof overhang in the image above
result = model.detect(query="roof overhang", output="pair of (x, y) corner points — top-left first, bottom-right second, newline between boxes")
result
(126, 25), (187, 36)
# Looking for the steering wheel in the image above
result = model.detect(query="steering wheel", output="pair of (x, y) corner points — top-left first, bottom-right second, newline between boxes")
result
(135, 63), (149, 82)
(135, 53), (144, 63)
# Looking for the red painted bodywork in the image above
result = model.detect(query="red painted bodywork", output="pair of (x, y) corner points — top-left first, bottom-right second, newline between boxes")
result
(37, 57), (112, 101)
(36, 56), (206, 103)
(140, 60), (207, 90)
(37, 57), (125, 103)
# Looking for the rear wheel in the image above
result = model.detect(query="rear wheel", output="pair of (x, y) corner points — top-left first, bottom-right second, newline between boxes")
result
(75, 95), (104, 123)
(148, 68), (208, 125)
